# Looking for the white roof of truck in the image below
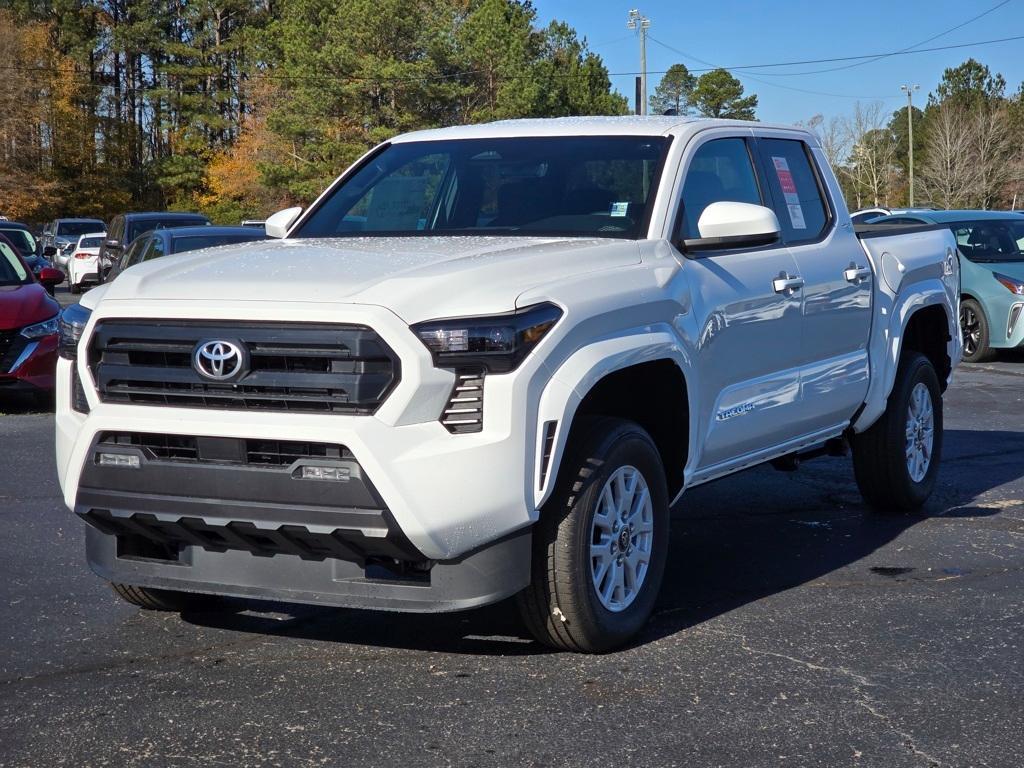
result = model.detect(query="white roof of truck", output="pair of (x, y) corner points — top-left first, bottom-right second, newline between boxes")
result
(391, 115), (809, 142)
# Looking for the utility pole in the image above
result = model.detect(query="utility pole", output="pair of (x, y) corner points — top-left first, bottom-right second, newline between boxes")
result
(901, 84), (920, 206)
(627, 9), (651, 115)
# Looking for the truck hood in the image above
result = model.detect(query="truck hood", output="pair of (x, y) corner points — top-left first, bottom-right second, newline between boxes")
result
(100, 236), (639, 322)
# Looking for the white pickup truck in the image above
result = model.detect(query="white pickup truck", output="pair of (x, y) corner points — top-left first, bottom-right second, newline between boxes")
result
(55, 117), (961, 652)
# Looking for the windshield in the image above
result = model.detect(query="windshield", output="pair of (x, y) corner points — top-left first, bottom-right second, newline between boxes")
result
(0, 228), (36, 257)
(0, 242), (29, 285)
(171, 233), (266, 253)
(294, 136), (670, 240)
(79, 236), (105, 248)
(952, 220), (1024, 263)
(57, 221), (104, 237)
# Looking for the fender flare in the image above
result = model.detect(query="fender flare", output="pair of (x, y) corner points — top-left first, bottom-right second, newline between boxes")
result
(532, 326), (694, 509)
(852, 281), (957, 433)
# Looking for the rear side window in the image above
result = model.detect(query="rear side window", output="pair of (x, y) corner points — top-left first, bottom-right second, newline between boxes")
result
(757, 138), (829, 243)
(680, 138), (762, 240)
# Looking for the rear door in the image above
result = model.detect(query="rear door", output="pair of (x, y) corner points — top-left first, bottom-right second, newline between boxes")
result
(753, 134), (872, 434)
(671, 132), (805, 471)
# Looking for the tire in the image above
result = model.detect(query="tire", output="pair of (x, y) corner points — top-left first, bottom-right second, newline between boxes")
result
(70, 281), (81, 295)
(960, 298), (993, 363)
(517, 416), (670, 653)
(851, 352), (942, 513)
(110, 582), (227, 613)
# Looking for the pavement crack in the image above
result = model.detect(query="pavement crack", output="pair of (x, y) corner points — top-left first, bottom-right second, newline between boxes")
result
(856, 700), (944, 767)
(707, 628), (945, 767)
(703, 628), (875, 687)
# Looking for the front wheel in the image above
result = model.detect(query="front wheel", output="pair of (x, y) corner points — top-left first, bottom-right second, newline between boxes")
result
(517, 416), (670, 653)
(851, 352), (942, 513)
(960, 298), (993, 363)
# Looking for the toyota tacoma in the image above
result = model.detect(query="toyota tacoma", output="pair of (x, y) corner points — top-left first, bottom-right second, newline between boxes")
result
(55, 117), (961, 652)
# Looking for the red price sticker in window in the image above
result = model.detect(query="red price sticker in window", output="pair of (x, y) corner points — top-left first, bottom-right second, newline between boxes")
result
(772, 156), (806, 229)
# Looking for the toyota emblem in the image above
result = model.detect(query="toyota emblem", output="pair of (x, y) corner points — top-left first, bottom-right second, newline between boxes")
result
(193, 340), (245, 381)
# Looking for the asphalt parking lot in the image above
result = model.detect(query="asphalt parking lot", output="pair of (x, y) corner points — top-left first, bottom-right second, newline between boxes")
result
(0, 319), (1021, 766)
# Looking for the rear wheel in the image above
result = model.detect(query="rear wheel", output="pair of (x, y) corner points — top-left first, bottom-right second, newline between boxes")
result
(69, 281), (81, 295)
(960, 298), (993, 363)
(110, 583), (228, 613)
(851, 352), (942, 513)
(517, 416), (669, 653)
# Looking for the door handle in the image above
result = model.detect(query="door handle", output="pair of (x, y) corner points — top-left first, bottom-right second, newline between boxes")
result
(844, 265), (872, 283)
(773, 275), (804, 294)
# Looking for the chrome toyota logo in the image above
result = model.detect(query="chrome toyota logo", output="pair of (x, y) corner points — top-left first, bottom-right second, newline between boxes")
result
(193, 340), (245, 381)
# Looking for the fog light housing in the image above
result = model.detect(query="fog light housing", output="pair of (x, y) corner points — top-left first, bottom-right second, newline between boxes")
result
(98, 453), (140, 468)
(300, 465), (351, 482)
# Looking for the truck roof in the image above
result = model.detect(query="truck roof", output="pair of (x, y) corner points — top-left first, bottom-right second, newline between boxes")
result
(392, 116), (811, 143)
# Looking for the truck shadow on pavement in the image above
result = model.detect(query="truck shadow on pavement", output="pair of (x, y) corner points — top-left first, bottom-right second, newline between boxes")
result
(181, 427), (1017, 654)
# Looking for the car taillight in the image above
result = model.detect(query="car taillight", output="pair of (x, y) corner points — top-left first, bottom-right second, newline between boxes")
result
(74, 252), (91, 260)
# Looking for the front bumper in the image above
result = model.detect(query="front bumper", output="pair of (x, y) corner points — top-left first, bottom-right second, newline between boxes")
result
(56, 299), (550, 610)
(69, 419), (533, 613)
(0, 333), (57, 392)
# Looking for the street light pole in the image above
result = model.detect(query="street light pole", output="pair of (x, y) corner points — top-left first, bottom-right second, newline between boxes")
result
(628, 9), (651, 115)
(901, 84), (920, 206)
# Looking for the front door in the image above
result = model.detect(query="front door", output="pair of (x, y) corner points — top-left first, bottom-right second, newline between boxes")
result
(672, 135), (806, 471)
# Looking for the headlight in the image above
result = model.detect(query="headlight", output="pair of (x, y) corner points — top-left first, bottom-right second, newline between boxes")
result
(412, 303), (563, 373)
(20, 314), (59, 339)
(994, 272), (1024, 295)
(58, 303), (92, 360)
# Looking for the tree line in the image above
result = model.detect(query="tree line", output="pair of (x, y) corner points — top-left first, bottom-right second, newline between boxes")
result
(0, 0), (628, 224)
(805, 59), (1024, 211)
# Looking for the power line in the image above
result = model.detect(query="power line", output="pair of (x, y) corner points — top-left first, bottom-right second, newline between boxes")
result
(646, 36), (898, 100)
(748, 0), (1013, 76)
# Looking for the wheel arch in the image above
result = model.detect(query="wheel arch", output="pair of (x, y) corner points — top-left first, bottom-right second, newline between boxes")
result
(534, 331), (693, 509)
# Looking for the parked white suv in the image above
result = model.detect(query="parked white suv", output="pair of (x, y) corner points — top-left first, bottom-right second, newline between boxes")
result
(56, 117), (960, 651)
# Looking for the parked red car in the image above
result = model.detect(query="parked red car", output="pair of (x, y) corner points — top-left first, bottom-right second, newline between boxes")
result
(0, 233), (64, 397)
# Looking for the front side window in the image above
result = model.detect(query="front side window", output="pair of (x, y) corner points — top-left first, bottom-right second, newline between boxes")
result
(0, 242), (29, 285)
(294, 136), (669, 240)
(758, 138), (829, 243)
(952, 220), (1024, 263)
(679, 138), (762, 240)
(0, 228), (36, 257)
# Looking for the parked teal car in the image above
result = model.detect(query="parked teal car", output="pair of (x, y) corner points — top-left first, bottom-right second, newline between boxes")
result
(868, 210), (1024, 362)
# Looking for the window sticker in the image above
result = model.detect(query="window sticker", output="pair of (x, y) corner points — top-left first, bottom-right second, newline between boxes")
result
(771, 156), (806, 230)
(609, 202), (629, 217)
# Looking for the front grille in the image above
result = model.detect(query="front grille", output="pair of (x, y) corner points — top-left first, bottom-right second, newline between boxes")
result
(88, 321), (400, 413)
(0, 329), (28, 372)
(98, 432), (352, 467)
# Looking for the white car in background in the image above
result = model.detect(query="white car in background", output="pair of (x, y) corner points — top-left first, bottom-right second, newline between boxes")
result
(66, 233), (106, 294)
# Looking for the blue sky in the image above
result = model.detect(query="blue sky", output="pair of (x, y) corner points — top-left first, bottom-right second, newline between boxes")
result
(535, 0), (1024, 123)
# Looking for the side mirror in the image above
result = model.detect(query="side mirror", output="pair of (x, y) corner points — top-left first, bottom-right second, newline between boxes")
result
(265, 206), (303, 239)
(38, 266), (65, 286)
(104, 239), (120, 250)
(42, 245), (57, 257)
(682, 202), (781, 253)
